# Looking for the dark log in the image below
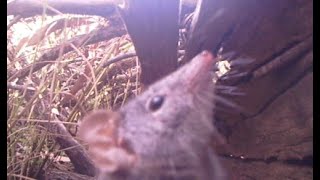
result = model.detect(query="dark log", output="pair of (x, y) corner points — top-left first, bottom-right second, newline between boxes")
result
(118, 0), (180, 86)
(185, 0), (313, 179)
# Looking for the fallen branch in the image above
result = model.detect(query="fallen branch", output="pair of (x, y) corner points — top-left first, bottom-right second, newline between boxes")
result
(39, 116), (95, 176)
(8, 0), (116, 18)
(9, 25), (126, 81)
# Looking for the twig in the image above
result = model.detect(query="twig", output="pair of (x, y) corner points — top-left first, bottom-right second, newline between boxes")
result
(7, 82), (36, 92)
(103, 52), (136, 68)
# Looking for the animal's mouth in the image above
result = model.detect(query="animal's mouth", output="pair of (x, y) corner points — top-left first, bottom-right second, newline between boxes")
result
(116, 136), (136, 156)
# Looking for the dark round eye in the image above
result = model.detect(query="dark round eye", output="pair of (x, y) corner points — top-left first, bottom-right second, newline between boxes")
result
(149, 95), (165, 111)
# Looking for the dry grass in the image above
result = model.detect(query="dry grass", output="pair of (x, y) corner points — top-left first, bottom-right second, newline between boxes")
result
(7, 14), (139, 179)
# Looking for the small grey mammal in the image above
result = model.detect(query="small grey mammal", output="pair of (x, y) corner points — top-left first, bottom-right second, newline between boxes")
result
(78, 51), (227, 180)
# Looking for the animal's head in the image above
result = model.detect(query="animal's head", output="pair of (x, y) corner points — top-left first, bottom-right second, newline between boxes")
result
(78, 51), (217, 176)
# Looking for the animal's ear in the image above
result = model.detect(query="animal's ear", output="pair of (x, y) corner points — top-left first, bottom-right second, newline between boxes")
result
(78, 110), (136, 173)
(78, 110), (120, 145)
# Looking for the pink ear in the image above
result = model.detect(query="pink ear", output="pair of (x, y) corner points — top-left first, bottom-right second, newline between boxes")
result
(78, 110), (136, 173)
(78, 110), (119, 145)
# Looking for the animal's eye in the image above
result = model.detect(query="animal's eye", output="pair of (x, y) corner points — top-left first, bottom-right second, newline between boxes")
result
(148, 95), (165, 111)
